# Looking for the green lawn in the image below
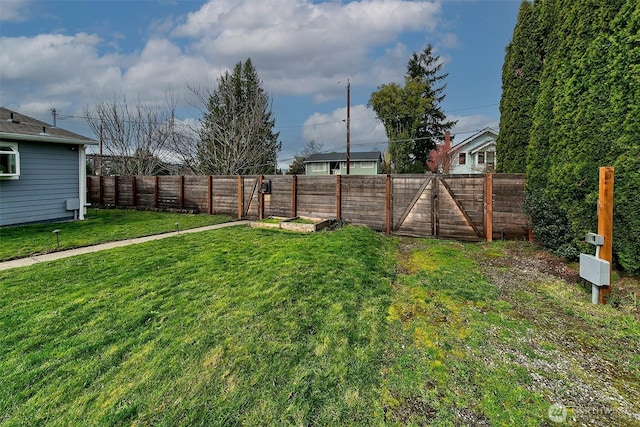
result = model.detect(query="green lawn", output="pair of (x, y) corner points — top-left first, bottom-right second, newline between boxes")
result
(1, 223), (638, 426)
(0, 209), (233, 261)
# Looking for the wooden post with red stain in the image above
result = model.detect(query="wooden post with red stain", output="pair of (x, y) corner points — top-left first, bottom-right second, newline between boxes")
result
(485, 173), (493, 242)
(598, 166), (614, 304)
(237, 175), (243, 220)
(86, 176), (92, 205)
(153, 176), (159, 209)
(258, 175), (264, 220)
(179, 176), (184, 210)
(386, 174), (392, 234)
(336, 174), (342, 220)
(292, 175), (298, 218)
(98, 175), (104, 206)
(131, 176), (136, 207)
(207, 175), (213, 215)
(114, 176), (119, 207)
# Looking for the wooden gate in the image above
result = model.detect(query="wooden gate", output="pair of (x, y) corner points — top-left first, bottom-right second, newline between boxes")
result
(239, 175), (261, 219)
(392, 175), (485, 241)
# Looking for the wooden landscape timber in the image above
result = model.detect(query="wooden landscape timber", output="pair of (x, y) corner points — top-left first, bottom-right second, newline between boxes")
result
(87, 173), (530, 241)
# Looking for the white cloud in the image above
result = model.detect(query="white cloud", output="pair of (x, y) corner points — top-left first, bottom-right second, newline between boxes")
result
(0, 0), (448, 145)
(175, 0), (442, 95)
(0, 0), (31, 22)
(302, 104), (387, 152)
(0, 33), (123, 114)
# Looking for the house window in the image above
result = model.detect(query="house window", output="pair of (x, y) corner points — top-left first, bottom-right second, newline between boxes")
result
(359, 161), (375, 169)
(0, 143), (20, 178)
(311, 163), (326, 172)
(477, 151), (495, 167)
(486, 151), (495, 167)
(458, 153), (466, 165)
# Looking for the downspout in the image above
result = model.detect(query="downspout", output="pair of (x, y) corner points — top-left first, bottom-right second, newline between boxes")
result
(79, 144), (87, 220)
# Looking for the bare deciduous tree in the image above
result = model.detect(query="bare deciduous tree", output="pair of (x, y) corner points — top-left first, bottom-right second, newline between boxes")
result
(85, 95), (179, 176)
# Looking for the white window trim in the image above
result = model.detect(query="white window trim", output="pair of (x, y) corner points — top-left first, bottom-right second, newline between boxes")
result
(359, 161), (375, 169)
(0, 142), (20, 179)
(310, 162), (327, 172)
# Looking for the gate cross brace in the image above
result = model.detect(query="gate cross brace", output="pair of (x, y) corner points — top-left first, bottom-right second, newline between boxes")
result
(393, 178), (433, 232)
(439, 179), (483, 238)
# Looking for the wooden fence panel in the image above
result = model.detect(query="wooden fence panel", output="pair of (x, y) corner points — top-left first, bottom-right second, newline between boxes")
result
(85, 173), (528, 241)
(492, 174), (528, 239)
(184, 175), (208, 212)
(241, 176), (260, 219)
(263, 175), (293, 218)
(211, 176), (238, 216)
(157, 176), (180, 210)
(117, 177), (133, 208)
(88, 176), (100, 205)
(136, 176), (155, 208)
(342, 175), (387, 231)
(102, 176), (116, 207)
(437, 175), (485, 241)
(296, 176), (336, 219)
(392, 175), (434, 236)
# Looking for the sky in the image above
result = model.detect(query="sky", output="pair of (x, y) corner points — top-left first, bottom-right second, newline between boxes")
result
(0, 0), (522, 169)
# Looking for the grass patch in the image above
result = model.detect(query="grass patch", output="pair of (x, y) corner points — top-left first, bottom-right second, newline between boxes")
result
(257, 217), (282, 224)
(0, 225), (397, 425)
(2, 229), (638, 425)
(287, 217), (317, 224)
(383, 239), (640, 426)
(0, 209), (233, 261)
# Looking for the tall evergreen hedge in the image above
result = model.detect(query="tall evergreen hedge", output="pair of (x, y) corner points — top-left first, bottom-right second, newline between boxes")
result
(500, 0), (640, 274)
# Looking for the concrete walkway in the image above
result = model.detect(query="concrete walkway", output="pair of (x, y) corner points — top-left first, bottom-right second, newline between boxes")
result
(0, 220), (250, 271)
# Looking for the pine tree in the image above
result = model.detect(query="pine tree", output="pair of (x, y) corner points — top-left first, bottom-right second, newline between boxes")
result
(197, 58), (280, 175)
(369, 45), (455, 173)
(406, 45), (456, 169)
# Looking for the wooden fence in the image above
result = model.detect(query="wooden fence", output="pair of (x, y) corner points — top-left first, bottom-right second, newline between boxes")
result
(87, 173), (529, 241)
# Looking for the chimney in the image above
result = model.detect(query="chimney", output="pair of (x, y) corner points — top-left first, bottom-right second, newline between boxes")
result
(443, 131), (451, 174)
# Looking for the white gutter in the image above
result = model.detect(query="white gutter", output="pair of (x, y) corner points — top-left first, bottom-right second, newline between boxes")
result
(0, 131), (96, 146)
(79, 145), (87, 220)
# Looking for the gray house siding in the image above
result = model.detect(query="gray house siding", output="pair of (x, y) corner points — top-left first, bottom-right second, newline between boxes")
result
(0, 142), (79, 226)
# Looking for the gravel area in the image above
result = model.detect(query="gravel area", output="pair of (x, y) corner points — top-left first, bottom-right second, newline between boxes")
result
(473, 243), (640, 426)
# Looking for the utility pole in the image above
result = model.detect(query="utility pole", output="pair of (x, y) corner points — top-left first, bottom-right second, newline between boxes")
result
(346, 78), (351, 175)
(51, 108), (57, 128)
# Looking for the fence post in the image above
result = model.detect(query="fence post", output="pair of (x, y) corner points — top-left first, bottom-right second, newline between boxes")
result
(154, 176), (159, 209)
(486, 173), (493, 242)
(131, 176), (136, 207)
(336, 174), (341, 220)
(86, 176), (91, 205)
(597, 166), (614, 304)
(208, 175), (213, 215)
(258, 175), (264, 220)
(292, 175), (297, 218)
(237, 175), (243, 220)
(179, 176), (184, 210)
(114, 176), (119, 208)
(99, 175), (104, 207)
(386, 174), (392, 234)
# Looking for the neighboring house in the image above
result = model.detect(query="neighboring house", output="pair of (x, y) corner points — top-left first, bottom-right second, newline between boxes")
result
(304, 151), (382, 175)
(0, 107), (97, 226)
(448, 127), (498, 174)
